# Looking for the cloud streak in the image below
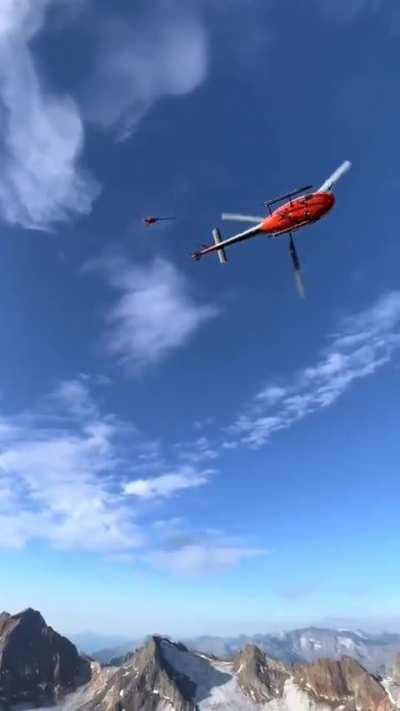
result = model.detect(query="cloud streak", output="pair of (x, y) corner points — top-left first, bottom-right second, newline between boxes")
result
(231, 292), (400, 448)
(0, 0), (99, 229)
(124, 467), (210, 499)
(147, 520), (266, 574)
(147, 544), (265, 575)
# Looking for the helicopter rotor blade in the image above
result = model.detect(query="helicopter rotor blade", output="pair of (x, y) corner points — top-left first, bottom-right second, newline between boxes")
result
(289, 235), (305, 299)
(318, 160), (351, 193)
(221, 213), (264, 224)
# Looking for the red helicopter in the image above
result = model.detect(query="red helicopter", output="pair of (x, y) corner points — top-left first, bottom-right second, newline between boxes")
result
(192, 161), (351, 297)
(143, 216), (176, 227)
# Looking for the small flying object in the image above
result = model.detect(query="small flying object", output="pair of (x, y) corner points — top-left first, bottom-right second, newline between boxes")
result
(143, 216), (176, 228)
(192, 161), (351, 297)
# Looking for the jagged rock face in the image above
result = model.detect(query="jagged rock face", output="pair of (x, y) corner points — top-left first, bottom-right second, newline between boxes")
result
(79, 637), (198, 711)
(392, 655), (400, 684)
(116, 637), (196, 711)
(233, 644), (289, 703)
(294, 655), (396, 711)
(0, 608), (91, 708)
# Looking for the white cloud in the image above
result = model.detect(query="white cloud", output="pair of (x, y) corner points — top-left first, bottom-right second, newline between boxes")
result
(89, 256), (219, 371)
(0, 377), (144, 552)
(175, 436), (219, 464)
(256, 385), (287, 404)
(0, 0), (99, 229)
(0, 378), (241, 572)
(153, 517), (184, 530)
(221, 441), (239, 450)
(147, 543), (265, 575)
(0, 377), (269, 574)
(147, 519), (266, 574)
(52, 378), (98, 418)
(81, 3), (208, 139)
(124, 467), (209, 499)
(232, 292), (400, 448)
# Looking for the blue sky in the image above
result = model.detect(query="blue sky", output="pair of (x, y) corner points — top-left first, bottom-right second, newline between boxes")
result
(1, 0), (400, 640)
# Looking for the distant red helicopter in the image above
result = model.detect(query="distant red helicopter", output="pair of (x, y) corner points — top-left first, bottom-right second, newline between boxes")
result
(192, 161), (351, 297)
(143, 216), (176, 228)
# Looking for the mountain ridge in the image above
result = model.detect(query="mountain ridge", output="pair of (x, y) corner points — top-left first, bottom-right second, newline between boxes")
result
(3, 609), (400, 710)
(64, 635), (400, 710)
(88, 626), (400, 673)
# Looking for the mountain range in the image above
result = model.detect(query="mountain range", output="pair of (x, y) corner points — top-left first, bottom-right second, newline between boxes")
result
(88, 628), (400, 674)
(2, 608), (400, 710)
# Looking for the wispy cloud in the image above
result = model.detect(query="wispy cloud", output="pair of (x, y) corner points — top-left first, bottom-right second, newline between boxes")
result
(256, 385), (287, 405)
(0, 377), (212, 553)
(81, 2), (208, 140)
(148, 544), (265, 575)
(314, 0), (385, 21)
(88, 256), (219, 371)
(0, 376), (262, 575)
(175, 436), (219, 464)
(0, 0), (99, 229)
(124, 466), (210, 499)
(51, 378), (99, 419)
(231, 292), (400, 448)
(147, 521), (266, 574)
(0, 377), (143, 552)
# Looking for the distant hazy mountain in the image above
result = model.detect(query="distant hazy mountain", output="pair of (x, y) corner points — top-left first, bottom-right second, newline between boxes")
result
(184, 627), (400, 673)
(68, 630), (136, 655)
(91, 626), (400, 674)
(92, 641), (142, 665)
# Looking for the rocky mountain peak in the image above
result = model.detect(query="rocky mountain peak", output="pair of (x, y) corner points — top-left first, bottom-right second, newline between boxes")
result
(0, 612), (11, 626)
(233, 644), (289, 703)
(294, 655), (396, 710)
(0, 608), (91, 708)
(81, 635), (198, 710)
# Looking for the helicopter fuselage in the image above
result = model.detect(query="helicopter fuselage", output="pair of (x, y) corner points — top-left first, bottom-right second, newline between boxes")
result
(259, 191), (335, 237)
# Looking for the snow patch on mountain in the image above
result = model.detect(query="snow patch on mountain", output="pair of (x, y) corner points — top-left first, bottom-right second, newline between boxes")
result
(159, 643), (352, 710)
(338, 636), (357, 650)
(383, 678), (400, 707)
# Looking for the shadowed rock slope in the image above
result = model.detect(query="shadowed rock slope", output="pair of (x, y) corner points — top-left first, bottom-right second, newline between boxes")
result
(0, 608), (90, 708)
